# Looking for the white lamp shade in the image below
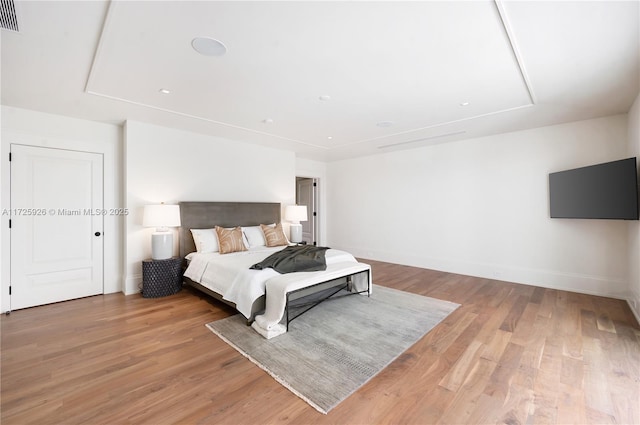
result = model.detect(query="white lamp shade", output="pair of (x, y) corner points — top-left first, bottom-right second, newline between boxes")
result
(143, 204), (181, 228)
(284, 205), (308, 224)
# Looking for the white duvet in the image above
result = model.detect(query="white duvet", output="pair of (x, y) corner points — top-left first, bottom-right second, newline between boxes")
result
(183, 246), (358, 318)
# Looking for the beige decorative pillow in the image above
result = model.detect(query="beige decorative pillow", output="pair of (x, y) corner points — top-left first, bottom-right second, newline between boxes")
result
(215, 226), (248, 254)
(261, 223), (288, 247)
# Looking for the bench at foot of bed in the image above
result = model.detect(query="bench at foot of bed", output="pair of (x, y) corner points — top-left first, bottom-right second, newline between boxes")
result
(251, 262), (372, 339)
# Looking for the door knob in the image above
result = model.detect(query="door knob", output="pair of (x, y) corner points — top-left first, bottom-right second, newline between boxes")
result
(95, 232), (101, 237)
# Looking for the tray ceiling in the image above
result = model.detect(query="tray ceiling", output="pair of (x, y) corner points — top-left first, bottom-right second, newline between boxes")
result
(2, 1), (638, 161)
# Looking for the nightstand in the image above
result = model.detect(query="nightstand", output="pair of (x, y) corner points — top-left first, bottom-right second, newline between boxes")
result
(141, 257), (183, 298)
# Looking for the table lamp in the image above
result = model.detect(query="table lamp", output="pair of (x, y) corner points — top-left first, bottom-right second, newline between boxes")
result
(143, 203), (181, 260)
(285, 205), (307, 243)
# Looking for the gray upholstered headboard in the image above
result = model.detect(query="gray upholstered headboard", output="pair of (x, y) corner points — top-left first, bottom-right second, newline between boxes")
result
(179, 202), (281, 259)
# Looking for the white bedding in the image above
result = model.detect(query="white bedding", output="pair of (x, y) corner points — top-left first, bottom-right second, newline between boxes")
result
(183, 246), (358, 318)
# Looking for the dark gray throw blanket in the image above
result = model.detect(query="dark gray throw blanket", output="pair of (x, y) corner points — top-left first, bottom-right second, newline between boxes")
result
(250, 245), (330, 274)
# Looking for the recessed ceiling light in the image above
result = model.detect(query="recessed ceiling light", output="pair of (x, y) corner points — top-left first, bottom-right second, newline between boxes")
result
(459, 102), (470, 106)
(376, 121), (394, 128)
(192, 37), (227, 57)
(327, 136), (333, 140)
(318, 95), (331, 101)
(262, 118), (274, 124)
(159, 88), (171, 94)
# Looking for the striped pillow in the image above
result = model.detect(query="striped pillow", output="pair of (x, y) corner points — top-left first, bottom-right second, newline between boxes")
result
(215, 226), (248, 254)
(261, 223), (288, 247)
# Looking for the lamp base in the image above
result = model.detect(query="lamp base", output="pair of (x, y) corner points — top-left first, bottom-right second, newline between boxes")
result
(290, 223), (302, 243)
(151, 232), (173, 260)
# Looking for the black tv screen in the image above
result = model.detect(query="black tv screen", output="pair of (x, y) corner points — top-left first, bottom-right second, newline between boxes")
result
(549, 157), (639, 220)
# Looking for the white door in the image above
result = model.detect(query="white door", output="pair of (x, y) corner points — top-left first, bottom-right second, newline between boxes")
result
(10, 145), (104, 310)
(296, 178), (316, 245)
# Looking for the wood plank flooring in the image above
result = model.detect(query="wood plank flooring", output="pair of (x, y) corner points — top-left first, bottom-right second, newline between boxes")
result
(2, 259), (639, 424)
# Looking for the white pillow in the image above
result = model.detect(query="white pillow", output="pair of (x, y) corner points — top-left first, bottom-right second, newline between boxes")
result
(190, 228), (219, 253)
(242, 226), (267, 248)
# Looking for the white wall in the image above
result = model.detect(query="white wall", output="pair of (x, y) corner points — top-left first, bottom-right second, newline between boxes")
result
(0, 106), (124, 312)
(296, 157), (328, 245)
(627, 93), (640, 321)
(327, 115), (631, 299)
(2, 107), (635, 309)
(124, 120), (296, 294)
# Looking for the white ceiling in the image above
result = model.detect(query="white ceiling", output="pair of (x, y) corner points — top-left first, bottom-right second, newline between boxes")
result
(2, 1), (638, 161)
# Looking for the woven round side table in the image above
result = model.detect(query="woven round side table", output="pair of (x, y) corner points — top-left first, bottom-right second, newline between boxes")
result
(141, 257), (183, 298)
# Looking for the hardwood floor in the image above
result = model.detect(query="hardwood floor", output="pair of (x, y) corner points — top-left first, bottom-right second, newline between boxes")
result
(2, 260), (639, 424)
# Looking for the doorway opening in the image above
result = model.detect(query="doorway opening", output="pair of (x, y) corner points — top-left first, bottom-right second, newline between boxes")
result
(295, 177), (318, 246)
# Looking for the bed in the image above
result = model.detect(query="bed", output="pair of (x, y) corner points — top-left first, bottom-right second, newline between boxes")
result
(179, 201), (371, 338)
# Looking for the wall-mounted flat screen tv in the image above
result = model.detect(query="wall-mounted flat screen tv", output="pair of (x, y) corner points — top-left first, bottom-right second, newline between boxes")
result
(549, 157), (639, 220)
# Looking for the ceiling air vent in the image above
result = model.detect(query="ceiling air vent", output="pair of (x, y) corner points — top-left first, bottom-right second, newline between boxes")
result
(1, 0), (19, 32)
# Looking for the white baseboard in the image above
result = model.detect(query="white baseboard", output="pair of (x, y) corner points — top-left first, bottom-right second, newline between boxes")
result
(344, 246), (629, 301)
(124, 274), (142, 295)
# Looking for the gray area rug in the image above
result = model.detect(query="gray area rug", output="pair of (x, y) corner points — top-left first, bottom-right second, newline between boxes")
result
(206, 285), (459, 414)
